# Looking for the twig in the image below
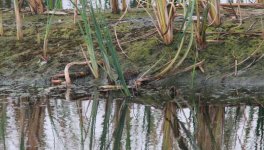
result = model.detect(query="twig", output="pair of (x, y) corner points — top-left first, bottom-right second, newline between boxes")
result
(173, 60), (205, 75)
(246, 20), (258, 32)
(236, 40), (264, 66)
(234, 59), (238, 76)
(113, 6), (130, 58)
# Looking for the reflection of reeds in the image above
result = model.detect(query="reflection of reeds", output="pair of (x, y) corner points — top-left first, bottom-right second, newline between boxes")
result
(88, 94), (99, 149)
(255, 107), (264, 148)
(26, 98), (46, 150)
(143, 106), (151, 149)
(197, 105), (224, 150)
(0, 101), (7, 150)
(100, 96), (113, 150)
(46, 98), (65, 149)
(19, 96), (27, 150)
(76, 100), (85, 150)
(113, 100), (128, 150)
(162, 102), (179, 150)
(125, 105), (131, 150)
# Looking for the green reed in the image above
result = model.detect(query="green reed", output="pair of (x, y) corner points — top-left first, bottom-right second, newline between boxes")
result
(43, 0), (61, 58)
(74, 0), (130, 96)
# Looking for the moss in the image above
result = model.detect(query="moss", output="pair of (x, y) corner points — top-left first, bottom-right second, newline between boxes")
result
(116, 22), (132, 33)
(127, 37), (158, 64)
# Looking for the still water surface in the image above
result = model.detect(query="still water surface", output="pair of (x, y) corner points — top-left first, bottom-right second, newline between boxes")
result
(0, 87), (264, 150)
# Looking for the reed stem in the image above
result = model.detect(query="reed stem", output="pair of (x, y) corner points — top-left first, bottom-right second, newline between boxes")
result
(14, 0), (23, 40)
(0, 9), (3, 36)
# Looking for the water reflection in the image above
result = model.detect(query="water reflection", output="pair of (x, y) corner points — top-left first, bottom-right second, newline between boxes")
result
(0, 93), (264, 149)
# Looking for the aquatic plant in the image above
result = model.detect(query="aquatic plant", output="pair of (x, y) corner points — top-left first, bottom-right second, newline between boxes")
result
(195, 0), (209, 50)
(43, 0), (61, 59)
(153, 0), (175, 45)
(14, 0), (23, 40)
(155, 22), (194, 77)
(73, 0), (130, 95)
(47, 0), (62, 9)
(208, 0), (221, 26)
(76, 0), (100, 78)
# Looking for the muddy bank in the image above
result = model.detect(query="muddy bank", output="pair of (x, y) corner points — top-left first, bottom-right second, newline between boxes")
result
(0, 8), (264, 98)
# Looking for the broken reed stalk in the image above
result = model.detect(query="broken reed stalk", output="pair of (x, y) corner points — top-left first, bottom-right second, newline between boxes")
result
(14, 0), (23, 40)
(208, 0), (221, 26)
(195, 0), (209, 50)
(0, 9), (3, 36)
(114, 5), (129, 58)
(154, 0), (175, 45)
(122, 0), (127, 12)
(43, 39), (48, 58)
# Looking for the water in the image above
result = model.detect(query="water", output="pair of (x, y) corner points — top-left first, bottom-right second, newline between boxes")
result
(0, 88), (264, 150)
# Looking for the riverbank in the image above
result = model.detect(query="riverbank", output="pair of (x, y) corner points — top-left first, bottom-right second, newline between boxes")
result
(0, 8), (264, 98)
